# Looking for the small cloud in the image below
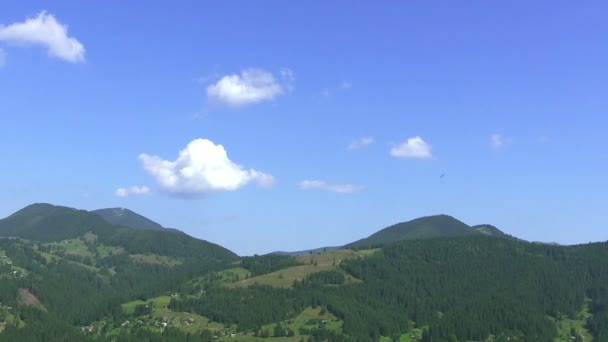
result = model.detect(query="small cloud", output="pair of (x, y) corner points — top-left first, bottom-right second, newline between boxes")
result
(490, 133), (511, 149)
(0, 48), (5, 66)
(348, 137), (375, 150)
(390, 136), (433, 159)
(0, 11), (85, 63)
(299, 180), (364, 194)
(206, 68), (287, 107)
(139, 138), (274, 197)
(115, 186), (150, 197)
(322, 80), (352, 98)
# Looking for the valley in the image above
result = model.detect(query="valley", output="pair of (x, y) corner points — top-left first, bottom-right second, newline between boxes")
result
(0, 203), (606, 341)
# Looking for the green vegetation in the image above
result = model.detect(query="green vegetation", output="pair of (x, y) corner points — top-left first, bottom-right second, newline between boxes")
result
(346, 214), (514, 249)
(232, 249), (374, 288)
(1, 203), (608, 341)
(92, 207), (182, 233)
(553, 299), (593, 341)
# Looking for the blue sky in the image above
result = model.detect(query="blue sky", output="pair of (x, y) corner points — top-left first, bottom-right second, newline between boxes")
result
(0, 1), (606, 255)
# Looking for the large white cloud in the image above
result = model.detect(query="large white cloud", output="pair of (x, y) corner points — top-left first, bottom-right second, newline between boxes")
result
(206, 68), (285, 106)
(139, 139), (274, 196)
(299, 180), (364, 194)
(390, 136), (433, 159)
(115, 185), (150, 197)
(0, 11), (85, 63)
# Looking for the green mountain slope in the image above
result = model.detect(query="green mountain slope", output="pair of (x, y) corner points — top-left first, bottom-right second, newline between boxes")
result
(0, 203), (110, 241)
(472, 223), (520, 240)
(346, 214), (478, 249)
(0, 203), (237, 261)
(92, 207), (183, 234)
(2, 203), (608, 342)
(92, 207), (165, 231)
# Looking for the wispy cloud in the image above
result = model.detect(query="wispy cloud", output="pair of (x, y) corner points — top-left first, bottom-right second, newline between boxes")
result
(206, 68), (288, 107)
(0, 11), (85, 63)
(322, 80), (352, 97)
(0, 48), (5, 67)
(490, 133), (511, 149)
(390, 136), (433, 159)
(115, 185), (150, 197)
(299, 180), (364, 194)
(139, 138), (274, 197)
(348, 137), (375, 150)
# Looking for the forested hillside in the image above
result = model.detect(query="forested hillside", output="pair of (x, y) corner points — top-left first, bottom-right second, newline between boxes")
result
(345, 214), (516, 249)
(0, 204), (607, 341)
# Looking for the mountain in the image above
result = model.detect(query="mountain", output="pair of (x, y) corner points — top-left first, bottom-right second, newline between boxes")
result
(1, 204), (608, 341)
(345, 214), (510, 249)
(472, 224), (521, 240)
(0, 203), (237, 261)
(0, 203), (111, 241)
(270, 246), (341, 256)
(92, 207), (182, 234)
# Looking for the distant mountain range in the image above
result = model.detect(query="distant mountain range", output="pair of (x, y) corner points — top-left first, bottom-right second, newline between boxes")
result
(0, 203), (237, 260)
(1, 202), (606, 341)
(271, 246), (341, 256)
(1, 203), (521, 256)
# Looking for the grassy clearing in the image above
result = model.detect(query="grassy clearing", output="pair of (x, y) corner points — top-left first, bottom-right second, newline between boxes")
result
(83, 232), (98, 243)
(97, 244), (124, 258)
(212, 306), (343, 342)
(122, 296), (225, 334)
(219, 267), (251, 284)
(119, 298), (344, 341)
(45, 239), (94, 258)
(553, 299), (593, 341)
(231, 249), (379, 288)
(0, 249), (10, 265)
(129, 254), (182, 266)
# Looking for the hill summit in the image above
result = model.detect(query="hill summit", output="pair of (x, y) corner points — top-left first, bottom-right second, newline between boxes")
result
(345, 214), (515, 249)
(92, 207), (182, 233)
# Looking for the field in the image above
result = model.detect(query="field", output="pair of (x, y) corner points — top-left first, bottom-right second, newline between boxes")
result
(212, 306), (343, 342)
(231, 249), (379, 288)
(45, 238), (94, 258)
(553, 299), (594, 341)
(118, 295), (345, 341)
(121, 296), (226, 335)
(129, 253), (182, 266)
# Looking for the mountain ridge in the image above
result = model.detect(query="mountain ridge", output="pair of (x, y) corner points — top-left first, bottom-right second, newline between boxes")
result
(344, 214), (519, 250)
(92, 207), (183, 234)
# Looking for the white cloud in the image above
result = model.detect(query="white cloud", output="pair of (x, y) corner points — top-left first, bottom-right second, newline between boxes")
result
(0, 48), (5, 66)
(490, 133), (511, 149)
(348, 137), (375, 150)
(206, 68), (285, 106)
(115, 185), (150, 197)
(299, 180), (364, 194)
(0, 11), (85, 63)
(322, 80), (351, 98)
(139, 138), (274, 196)
(390, 136), (433, 159)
